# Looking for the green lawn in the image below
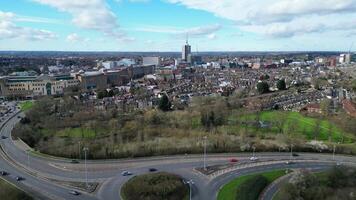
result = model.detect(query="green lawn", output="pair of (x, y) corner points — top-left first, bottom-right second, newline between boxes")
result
(229, 111), (353, 142)
(19, 101), (34, 111)
(218, 170), (287, 200)
(57, 128), (97, 138)
(0, 178), (32, 200)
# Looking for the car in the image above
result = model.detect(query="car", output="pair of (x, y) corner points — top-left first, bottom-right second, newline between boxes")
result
(229, 158), (238, 163)
(1, 136), (7, 139)
(121, 171), (133, 176)
(0, 171), (8, 176)
(148, 168), (157, 172)
(17, 116), (22, 119)
(70, 160), (79, 164)
(15, 176), (24, 181)
(250, 157), (259, 161)
(285, 161), (294, 165)
(69, 190), (80, 195)
(292, 153), (299, 157)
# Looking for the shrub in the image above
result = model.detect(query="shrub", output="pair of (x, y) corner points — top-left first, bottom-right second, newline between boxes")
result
(235, 175), (268, 200)
(121, 172), (188, 200)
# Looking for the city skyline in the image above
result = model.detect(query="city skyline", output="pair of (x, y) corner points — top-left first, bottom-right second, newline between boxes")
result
(1, 0), (356, 52)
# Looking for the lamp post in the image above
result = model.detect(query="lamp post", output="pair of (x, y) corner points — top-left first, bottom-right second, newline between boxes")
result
(290, 144), (293, 161)
(203, 136), (207, 170)
(83, 147), (89, 189)
(186, 180), (194, 200)
(27, 150), (30, 169)
(78, 141), (81, 160)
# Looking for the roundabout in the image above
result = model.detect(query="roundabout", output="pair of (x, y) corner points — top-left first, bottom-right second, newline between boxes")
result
(0, 110), (355, 200)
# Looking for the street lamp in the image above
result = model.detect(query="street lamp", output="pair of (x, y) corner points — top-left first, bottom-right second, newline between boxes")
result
(26, 150), (30, 169)
(186, 180), (194, 200)
(83, 147), (89, 189)
(203, 136), (207, 170)
(78, 141), (81, 160)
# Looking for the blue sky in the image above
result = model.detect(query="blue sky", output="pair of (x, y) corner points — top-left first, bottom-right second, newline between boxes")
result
(0, 0), (355, 51)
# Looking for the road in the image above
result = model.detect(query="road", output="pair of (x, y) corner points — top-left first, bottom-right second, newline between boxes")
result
(0, 106), (355, 200)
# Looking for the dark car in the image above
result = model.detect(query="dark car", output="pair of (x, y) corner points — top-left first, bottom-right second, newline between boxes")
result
(69, 190), (80, 195)
(70, 160), (79, 164)
(0, 171), (8, 176)
(15, 176), (24, 181)
(121, 171), (133, 176)
(292, 153), (299, 157)
(149, 168), (158, 172)
(1, 136), (7, 139)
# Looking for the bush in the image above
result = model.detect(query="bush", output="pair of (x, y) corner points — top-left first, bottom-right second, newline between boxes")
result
(235, 175), (268, 200)
(121, 172), (188, 200)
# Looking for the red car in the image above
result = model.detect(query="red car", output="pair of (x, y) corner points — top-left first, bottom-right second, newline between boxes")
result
(229, 158), (238, 163)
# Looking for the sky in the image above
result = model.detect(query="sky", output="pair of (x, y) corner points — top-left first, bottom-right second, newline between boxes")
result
(0, 0), (355, 52)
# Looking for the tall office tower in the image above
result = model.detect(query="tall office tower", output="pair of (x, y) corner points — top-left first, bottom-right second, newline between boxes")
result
(182, 38), (191, 63)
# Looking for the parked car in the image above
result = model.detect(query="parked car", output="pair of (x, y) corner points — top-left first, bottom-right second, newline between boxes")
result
(15, 176), (24, 181)
(1, 136), (7, 139)
(121, 171), (133, 176)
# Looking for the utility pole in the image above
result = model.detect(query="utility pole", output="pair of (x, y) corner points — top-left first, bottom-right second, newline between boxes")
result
(83, 147), (89, 189)
(203, 136), (207, 170)
(252, 146), (256, 158)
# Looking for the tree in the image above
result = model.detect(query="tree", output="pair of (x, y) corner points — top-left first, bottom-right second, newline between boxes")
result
(277, 79), (287, 90)
(158, 94), (171, 111)
(257, 82), (269, 94)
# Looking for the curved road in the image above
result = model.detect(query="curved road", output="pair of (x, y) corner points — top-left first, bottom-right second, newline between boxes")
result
(0, 108), (355, 200)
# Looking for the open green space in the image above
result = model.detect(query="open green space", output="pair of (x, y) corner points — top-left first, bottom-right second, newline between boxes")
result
(0, 178), (33, 200)
(121, 172), (188, 200)
(229, 111), (353, 142)
(19, 101), (34, 111)
(217, 170), (287, 200)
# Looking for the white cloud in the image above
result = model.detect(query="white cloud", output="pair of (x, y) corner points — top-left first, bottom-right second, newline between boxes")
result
(66, 33), (89, 42)
(166, 0), (356, 38)
(32, 0), (125, 39)
(0, 11), (56, 41)
(134, 24), (221, 37)
(207, 33), (217, 40)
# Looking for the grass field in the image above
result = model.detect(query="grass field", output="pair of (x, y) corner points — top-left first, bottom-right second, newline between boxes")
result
(57, 128), (97, 138)
(217, 170), (287, 200)
(0, 178), (32, 200)
(19, 101), (34, 111)
(228, 111), (353, 142)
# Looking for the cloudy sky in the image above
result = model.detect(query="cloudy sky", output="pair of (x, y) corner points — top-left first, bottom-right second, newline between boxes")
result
(0, 0), (355, 51)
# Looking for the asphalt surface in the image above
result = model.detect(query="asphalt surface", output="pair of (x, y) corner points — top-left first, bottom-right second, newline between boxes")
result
(0, 104), (355, 200)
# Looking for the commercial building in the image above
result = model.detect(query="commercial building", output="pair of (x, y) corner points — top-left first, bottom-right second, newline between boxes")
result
(182, 40), (192, 63)
(142, 57), (160, 66)
(76, 71), (107, 91)
(0, 74), (79, 98)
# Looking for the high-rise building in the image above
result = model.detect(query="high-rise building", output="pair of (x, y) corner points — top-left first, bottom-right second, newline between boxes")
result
(182, 39), (191, 63)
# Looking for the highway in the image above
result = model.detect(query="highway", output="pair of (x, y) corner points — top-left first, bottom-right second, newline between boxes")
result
(0, 107), (355, 200)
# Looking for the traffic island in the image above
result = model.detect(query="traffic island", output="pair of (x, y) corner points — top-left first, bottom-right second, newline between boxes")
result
(121, 172), (189, 200)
